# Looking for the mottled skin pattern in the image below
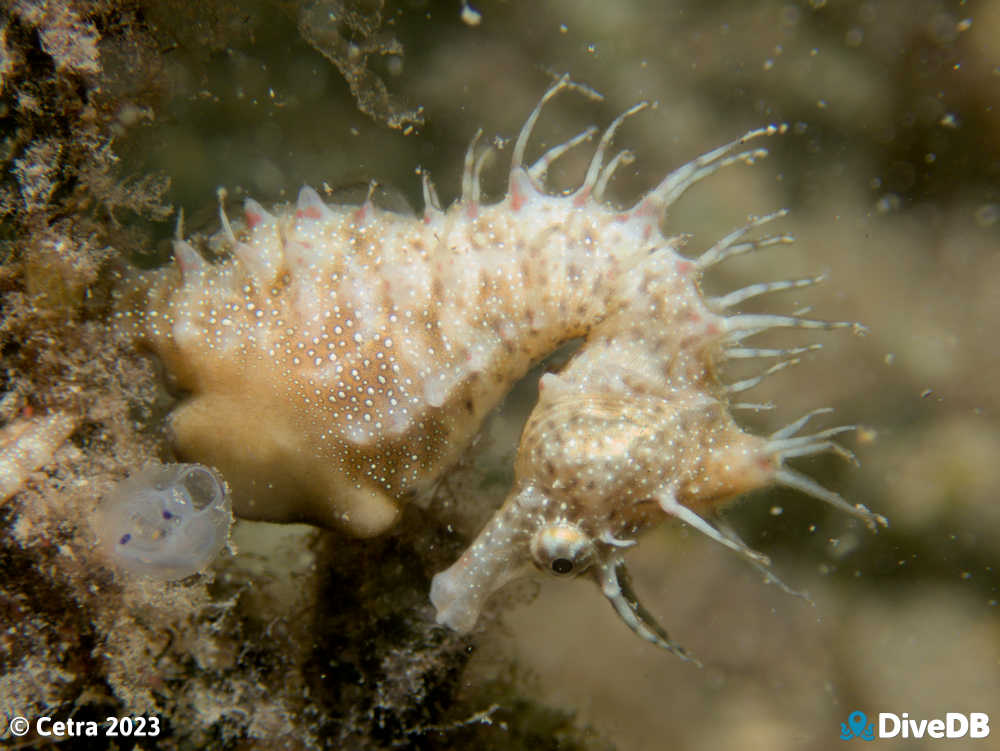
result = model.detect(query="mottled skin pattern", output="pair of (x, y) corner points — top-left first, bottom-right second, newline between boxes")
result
(119, 172), (654, 535)
(118, 77), (886, 656)
(430, 233), (886, 658)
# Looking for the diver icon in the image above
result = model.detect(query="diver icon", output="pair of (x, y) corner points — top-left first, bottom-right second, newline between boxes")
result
(841, 711), (876, 741)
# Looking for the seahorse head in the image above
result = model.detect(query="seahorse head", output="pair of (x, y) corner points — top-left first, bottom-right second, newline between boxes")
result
(428, 77), (884, 660)
(430, 383), (731, 662)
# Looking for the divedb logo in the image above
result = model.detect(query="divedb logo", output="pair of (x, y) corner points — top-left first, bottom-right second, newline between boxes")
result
(840, 710), (991, 741)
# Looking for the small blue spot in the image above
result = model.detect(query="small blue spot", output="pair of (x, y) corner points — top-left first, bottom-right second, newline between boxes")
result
(162, 510), (173, 520)
(119, 533), (131, 545)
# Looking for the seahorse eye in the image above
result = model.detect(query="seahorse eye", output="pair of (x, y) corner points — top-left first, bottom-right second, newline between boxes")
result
(530, 522), (596, 578)
(551, 558), (574, 575)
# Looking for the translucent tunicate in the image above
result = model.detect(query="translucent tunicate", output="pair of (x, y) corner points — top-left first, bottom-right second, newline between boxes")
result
(97, 463), (233, 580)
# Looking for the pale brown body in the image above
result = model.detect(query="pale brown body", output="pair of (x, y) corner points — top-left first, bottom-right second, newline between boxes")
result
(121, 172), (658, 535)
(118, 77), (884, 655)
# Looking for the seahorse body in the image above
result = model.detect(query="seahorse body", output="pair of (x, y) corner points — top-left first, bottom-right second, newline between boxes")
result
(117, 78), (709, 535)
(117, 76), (885, 655)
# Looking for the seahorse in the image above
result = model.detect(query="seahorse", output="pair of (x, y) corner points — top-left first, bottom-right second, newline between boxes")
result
(429, 205), (887, 659)
(114, 75), (884, 654)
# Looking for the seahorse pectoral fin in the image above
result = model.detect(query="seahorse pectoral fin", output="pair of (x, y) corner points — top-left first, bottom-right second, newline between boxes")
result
(430, 499), (533, 633)
(595, 555), (700, 666)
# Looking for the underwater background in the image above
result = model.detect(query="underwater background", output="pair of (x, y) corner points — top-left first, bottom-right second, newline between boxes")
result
(1, 0), (997, 748)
